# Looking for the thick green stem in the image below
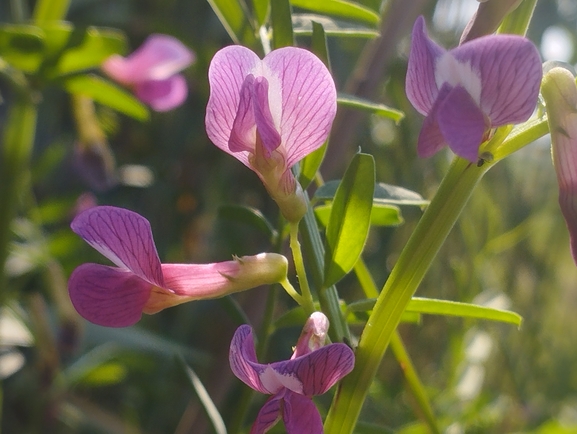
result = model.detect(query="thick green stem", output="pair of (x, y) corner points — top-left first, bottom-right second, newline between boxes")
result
(497, 0), (538, 36)
(0, 97), (38, 298)
(324, 157), (490, 433)
(32, 0), (71, 22)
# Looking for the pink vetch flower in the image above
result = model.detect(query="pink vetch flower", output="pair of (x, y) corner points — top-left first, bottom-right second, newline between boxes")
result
(68, 206), (288, 327)
(205, 46), (337, 222)
(229, 312), (354, 434)
(102, 34), (194, 111)
(406, 16), (542, 162)
(541, 66), (577, 264)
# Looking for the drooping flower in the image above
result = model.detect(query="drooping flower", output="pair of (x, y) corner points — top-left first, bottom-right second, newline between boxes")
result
(406, 16), (542, 162)
(229, 312), (354, 434)
(102, 34), (194, 111)
(68, 206), (288, 327)
(541, 66), (577, 265)
(205, 46), (337, 222)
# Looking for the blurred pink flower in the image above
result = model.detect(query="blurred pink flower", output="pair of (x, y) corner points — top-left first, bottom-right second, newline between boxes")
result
(102, 34), (194, 111)
(205, 46), (337, 222)
(68, 206), (288, 327)
(406, 16), (542, 162)
(230, 312), (354, 434)
(542, 66), (577, 265)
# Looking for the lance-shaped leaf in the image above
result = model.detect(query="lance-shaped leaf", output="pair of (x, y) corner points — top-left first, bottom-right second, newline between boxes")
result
(324, 153), (375, 287)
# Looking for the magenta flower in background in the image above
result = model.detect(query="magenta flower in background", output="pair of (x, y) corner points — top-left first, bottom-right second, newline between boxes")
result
(68, 206), (288, 327)
(406, 16), (542, 162)
(541, 66), (577, 265)
(205, 46), (337, 222)
(230, 312), (354, 434)
(102, 34), (194, 111)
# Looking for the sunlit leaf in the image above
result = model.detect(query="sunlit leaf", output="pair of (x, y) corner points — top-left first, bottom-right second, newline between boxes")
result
(293, 14), (379, 38)
(315, 203), (403, 227)
(315, 181), (428, 206)
(290, 0), (380, 26)
(206, 0), (258, 47)
(324, 153), (375, 287)
(338, 92), (404, 123)
(271, 0), (294, 48)
(62, 74), (149, 121)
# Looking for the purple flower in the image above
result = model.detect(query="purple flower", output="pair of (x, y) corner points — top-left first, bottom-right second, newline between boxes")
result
(541, 67), (577, 264)
(68, 206), (288, 327)
(406, 16), (542, 162)
(102, 34), (194, 111)
(229, 312), (354, 434)
(205, 46), (337, 222)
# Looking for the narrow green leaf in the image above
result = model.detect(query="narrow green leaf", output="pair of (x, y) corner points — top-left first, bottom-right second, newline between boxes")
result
(271, 0), (294, 48)
(252, 0), (269, 26)
(315, 203), (403, 227)
(338, 92), (404, 123)
(206, 0), (258, 47)
(407, 297), (523, 327)
(62, 74), (149, 121)
(347, 297), (522, 326)
(298, 21), (329, 189)
(290, 0), (379, 25)
(217, 204), (278, 242)
(324, 153), (375, 287)
(0, 25), (46, 72)
(293, 14), (379, 38)
(178, 356), (227, 434)
(315, 180), (428, 206)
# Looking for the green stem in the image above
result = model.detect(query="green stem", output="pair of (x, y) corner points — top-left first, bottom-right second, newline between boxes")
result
(0, 97), (38, 300)
(497, 0), (538, 36)
(32, 0), (71, 22)
(289, 224), (315, 314)
(324, 157), (490, 434)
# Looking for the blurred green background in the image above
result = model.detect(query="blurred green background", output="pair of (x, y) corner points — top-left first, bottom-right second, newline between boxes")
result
(2, 0), (577, 432)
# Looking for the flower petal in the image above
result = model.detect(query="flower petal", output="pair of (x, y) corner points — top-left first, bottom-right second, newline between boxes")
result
(292, 311), (329, 359)
(68, 263), (151, 327)
(416, 83), (451, 158)
(206, 45), (261, 167)
(71, 206), (165, 287)
(271, 343), (355, 396)
(250, 393), (283, 434)
(451, 34), (542, 126)
(282, 391), (323, 434)
(134, 75), (188, 111)
(229, 324), (270, 393)
(102, 34), (194, 84)
(406, 16), (445, 116)
(437, 85), (487, 162)
(263, 47), (337, 167)
(253, 76), (282, 155)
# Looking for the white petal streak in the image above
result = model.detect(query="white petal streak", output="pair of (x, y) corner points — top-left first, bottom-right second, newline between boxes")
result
(435, 52), (482, 106)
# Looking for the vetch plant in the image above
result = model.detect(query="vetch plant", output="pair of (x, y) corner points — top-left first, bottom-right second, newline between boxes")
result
(102, 34), (195, 111)
(205, 45), (337, 222)
(68, 206), (288, 327)
(406, 15), (542, 162)
(229, 312), (354, 434)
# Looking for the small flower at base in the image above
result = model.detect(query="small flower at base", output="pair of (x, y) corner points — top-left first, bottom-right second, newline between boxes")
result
(68, 206), (288, 327)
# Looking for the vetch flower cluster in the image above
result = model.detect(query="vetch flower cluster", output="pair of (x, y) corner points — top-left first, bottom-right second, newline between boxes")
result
(68, 206), (288, 327)
(102, 34), (194, 111)
(206, 46), (337, 222)
(229, 312), (354, 434)
(406, 16), (542, 162)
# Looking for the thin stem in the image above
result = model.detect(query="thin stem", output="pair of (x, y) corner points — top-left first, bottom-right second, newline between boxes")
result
(289, 223), (315, 314)
(0, 97), (38, 301)
(325, 157), (491, 434)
